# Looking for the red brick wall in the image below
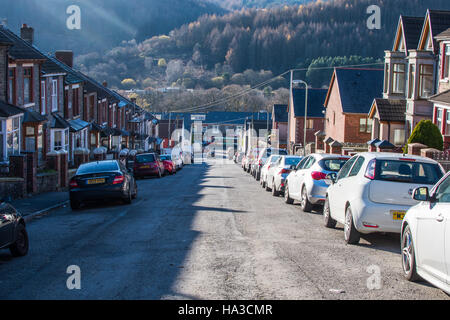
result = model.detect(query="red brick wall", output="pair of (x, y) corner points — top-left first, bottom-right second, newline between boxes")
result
(344, 114), (372, 143)
(294, 117), (324, 145)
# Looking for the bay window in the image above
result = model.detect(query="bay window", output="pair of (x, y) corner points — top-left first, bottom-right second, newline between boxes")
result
(392, 63), (406, 94)
(408, 65), (415, 99)
(394, 129), (405, 145)
(436, 108), (443, 131)
(418, 64), (434, 99)
(51, 129), (69, 152)
(6, 116), (21, 158)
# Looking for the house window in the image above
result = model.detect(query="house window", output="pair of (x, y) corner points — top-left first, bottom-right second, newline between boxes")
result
(393, 129), (405, 145)
(446, 111), (450, 136)
(443, 45), (450, 80)
(6, 117), (21, 157)
(360, 118), (372, 133)
(408, 64), (415, 99)
(384, 63), (389, 93)
(436, 108), (443, 131)
(40, 81), (46, 115)
(418, 64), (433, 98)
(8, 69), (15, 105)
(392, 63), (406, 94)
(52, 129), (69, 152)
(306, 119), (314, 129)
(23, 67), (33, 104)
(73, 87), (79, 117)
(51, 80), (58, 112)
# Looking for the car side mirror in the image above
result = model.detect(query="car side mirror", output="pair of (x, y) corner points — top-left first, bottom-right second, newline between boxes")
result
(325, 173), (337, 185)
(290, 165), (297, 171)
(412, 187), (431, 202)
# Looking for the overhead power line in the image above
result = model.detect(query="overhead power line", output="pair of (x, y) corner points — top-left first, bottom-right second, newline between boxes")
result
(170, 62), (384, 113)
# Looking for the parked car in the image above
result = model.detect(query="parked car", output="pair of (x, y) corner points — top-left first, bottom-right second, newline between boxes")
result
(234, 152), (244, 164)
(243, 148), (260, 173)
(159, 154), (176, 175)
(69, 160), (138, 210)
(133, 153), (165, 178)
(400, 171), (450, 294)
(265, 156), (303, 196)
(323, 152), (444, 244)
(0, 201), (29, 257)
(252, 148), (287, 180)
(260, 154), (283, 189)
(284, 154), (350, 211)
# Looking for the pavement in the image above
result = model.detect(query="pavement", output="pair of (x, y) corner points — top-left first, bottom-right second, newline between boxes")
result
(10, 191), (69, 223)
(0, 154), (448, 300)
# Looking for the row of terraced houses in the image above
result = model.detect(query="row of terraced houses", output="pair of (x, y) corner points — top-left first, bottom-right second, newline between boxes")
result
(0, 24), (158, 169)
(282, 10), (450, 156)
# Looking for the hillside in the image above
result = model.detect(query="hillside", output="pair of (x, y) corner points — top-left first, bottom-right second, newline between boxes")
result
(75, 0), (450, 89)
(208, 0), (323, 10)
(0, 0), (226, 53)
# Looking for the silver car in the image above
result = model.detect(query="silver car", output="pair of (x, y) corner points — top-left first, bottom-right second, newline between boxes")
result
(284, 154), (350, 212)
(265, 156), (303, 197)
(260, 154), (283, 189)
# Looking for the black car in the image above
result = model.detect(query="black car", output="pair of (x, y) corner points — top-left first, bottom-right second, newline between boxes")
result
(69, 160), (137, 210)
(0, 202), (29, 257)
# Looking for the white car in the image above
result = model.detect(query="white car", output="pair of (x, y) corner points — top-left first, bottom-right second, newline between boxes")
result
(401, 172), (450, 294)
(324, 152), (445, 244)
(260, 154), (283, 189)
(265, 156), (303, 196)
(284, 154), (350, 212)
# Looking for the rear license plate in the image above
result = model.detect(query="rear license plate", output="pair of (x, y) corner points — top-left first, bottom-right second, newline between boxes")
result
(392, 210), (406, 220)
(87, 178), (105, 185)
(141, 165), (150, 169)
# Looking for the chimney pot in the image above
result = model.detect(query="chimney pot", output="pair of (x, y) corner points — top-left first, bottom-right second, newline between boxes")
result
(102, 81), (108, 88)
(20, 24), (34, 45)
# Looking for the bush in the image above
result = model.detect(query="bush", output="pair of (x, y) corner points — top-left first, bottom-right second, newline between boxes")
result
(404, 120), (443, 152)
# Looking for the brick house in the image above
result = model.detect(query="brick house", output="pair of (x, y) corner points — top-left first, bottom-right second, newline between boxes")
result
(429, 28), (450, 149)
(288, 87), (327, 154)
(272, 104), (288, 149)
(323, 68), (384, 145)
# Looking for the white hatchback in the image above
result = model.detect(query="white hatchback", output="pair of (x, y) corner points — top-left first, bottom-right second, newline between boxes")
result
(401, 172), (450, 294)
(324, 152), (445, 244)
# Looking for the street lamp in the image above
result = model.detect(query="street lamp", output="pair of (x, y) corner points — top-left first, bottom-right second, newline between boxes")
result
(260, 109), (269, 148)
(292, 79), (309, 155)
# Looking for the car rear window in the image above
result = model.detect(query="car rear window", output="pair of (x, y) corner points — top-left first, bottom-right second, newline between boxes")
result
(320, 158), (349, 172)
(375, 160), (443, 185)
(136, 154), (156, 163)
(160, 155), (172, 161)
(285, 157), (302, 166)
(77, 162), (119, 175)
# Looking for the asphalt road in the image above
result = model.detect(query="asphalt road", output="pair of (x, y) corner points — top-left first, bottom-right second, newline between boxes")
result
(0, 156), (448, 300)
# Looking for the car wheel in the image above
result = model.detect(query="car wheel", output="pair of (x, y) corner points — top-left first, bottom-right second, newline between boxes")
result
(344, 206), (360, 244)
(9, 224), (29, 257)
(265, 178), (272, 192)
(300, 186), (313, 212)
(401, 225), (420, 281)
(70, 199), (81, 210)
(323, 197), (337, 228)
(123, 187), (132, 204)
(284, 184), (294, 204)
(256, 172), (260, 181)
(132, 182), (138, 199)
(272, 179), (280, 197)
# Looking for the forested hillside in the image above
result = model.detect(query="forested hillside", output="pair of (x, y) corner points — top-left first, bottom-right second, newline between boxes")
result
(75, 0), (450, 90)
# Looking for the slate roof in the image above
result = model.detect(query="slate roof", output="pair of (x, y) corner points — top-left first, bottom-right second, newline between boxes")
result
(0, 29), (13, 45)
(23, 109), (47, 123)
(435, 27), (450, 40)
(427, 10), (450, 52)
(273, 104), (288, 123)
(401, 16), (424, 50)
(429, 89), (450, 105)
(50, 113), (70, 129)
(69, 118), (90, 132)
(328, 68), (384, 114)
(0, 101), (24, 118)
(0, 26), (46, 61)
(46, 55), (83, 84)
(372, 99), (406, 122)
(292, 88), (327, 118)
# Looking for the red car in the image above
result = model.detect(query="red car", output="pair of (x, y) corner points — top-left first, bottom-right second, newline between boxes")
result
(133, 153), (164, 178)
(160, 154), (177, 175)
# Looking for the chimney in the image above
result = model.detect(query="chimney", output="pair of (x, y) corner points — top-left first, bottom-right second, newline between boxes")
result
(20, 24), (34, 45)
(55, 50), (74, 68)
(102, 81), (108, 88)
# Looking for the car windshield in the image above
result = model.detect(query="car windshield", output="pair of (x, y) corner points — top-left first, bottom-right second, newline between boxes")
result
(77, 162), (118, 175)
(270, 156), (281, 163)
(265, 149), (287, 157)
(321, 158), (349, 172)
(375, 160), (443, 185)
(136, 154), (156, 163)
(160, 155), (172, 161)
(285, 157), (302, 166)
